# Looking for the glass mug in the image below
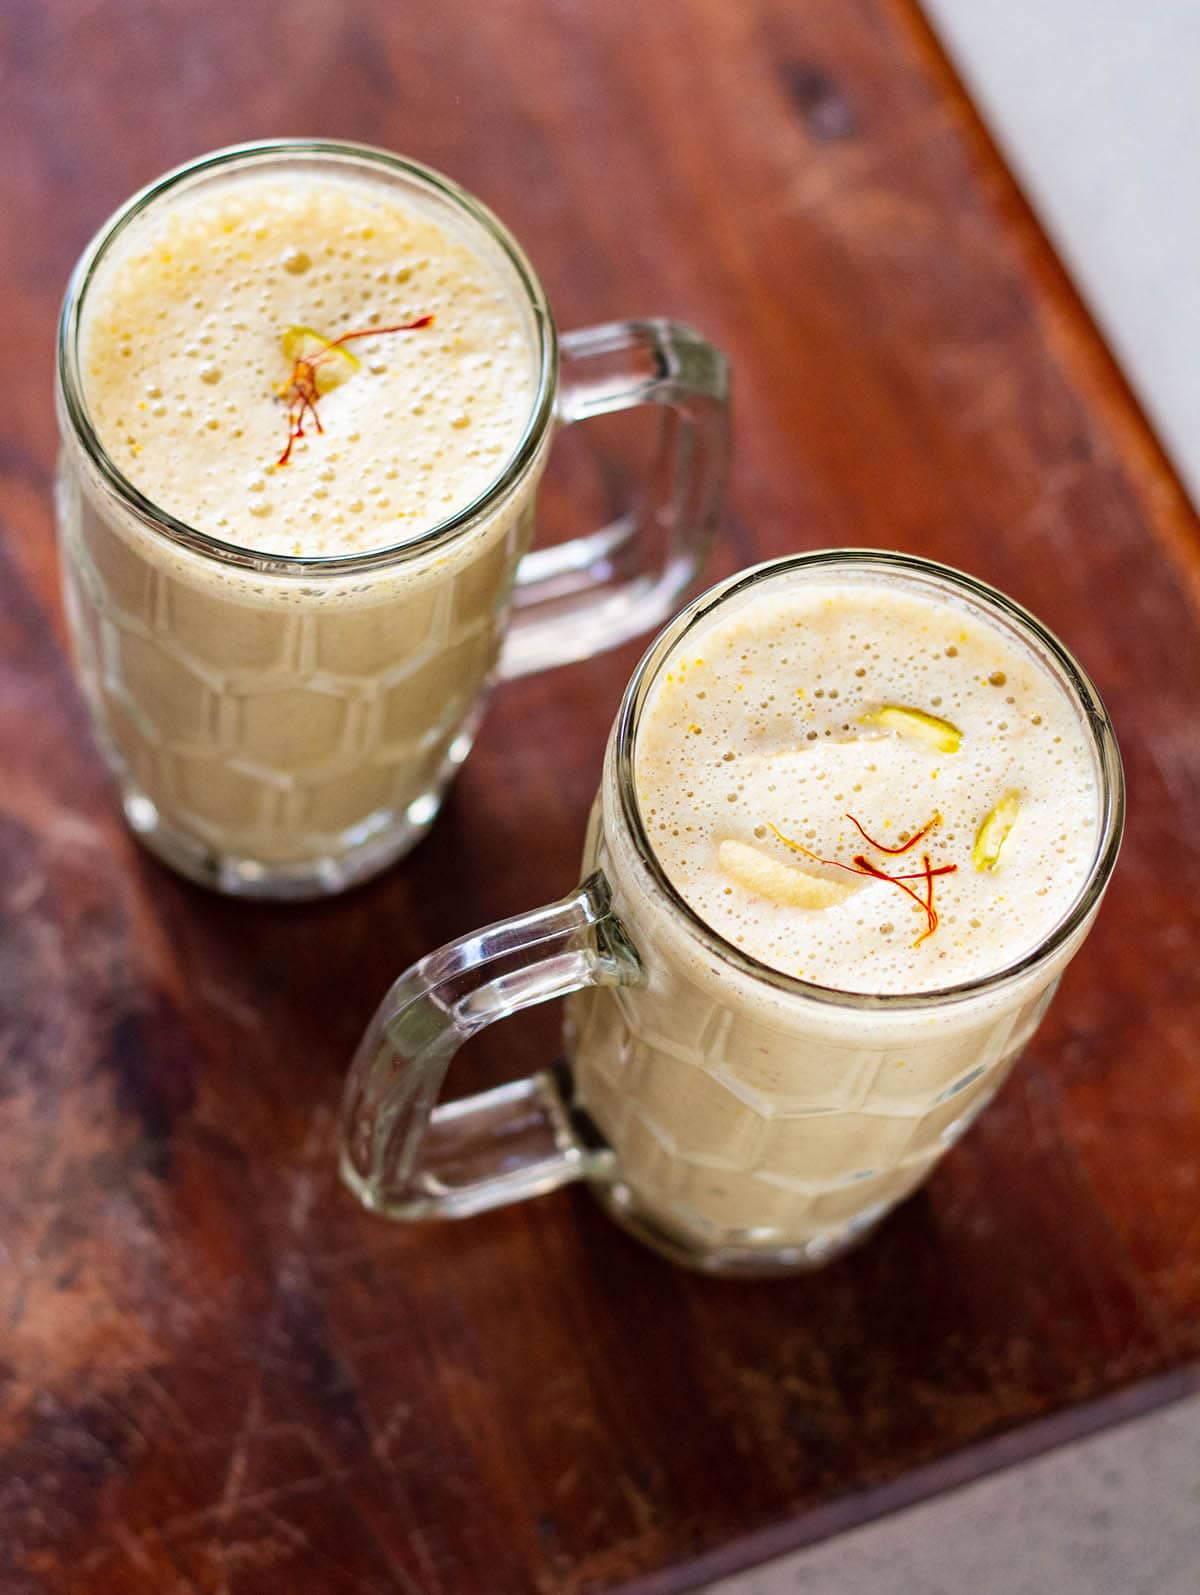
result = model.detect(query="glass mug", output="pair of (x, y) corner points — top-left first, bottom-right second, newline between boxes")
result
(340, 551), (1124, 1275)
(55, 140), (730, 899)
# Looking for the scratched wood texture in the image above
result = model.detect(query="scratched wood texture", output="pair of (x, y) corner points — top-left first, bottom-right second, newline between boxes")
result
(2, 1), (1199, 1591)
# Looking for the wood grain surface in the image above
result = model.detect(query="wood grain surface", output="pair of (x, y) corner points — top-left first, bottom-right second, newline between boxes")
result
(2, 2), (1199, 1592)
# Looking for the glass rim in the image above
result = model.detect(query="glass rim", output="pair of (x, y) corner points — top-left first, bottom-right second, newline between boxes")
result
(611, 548), (1125, 1012)
(55, 138), (558, 578)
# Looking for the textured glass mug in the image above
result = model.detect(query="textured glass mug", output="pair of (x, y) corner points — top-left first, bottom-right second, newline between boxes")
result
(55, 140), (730, 899)
(341, 551), (1124, 1274)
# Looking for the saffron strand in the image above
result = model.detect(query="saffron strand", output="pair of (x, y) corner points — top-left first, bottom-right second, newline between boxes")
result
(768, 821), (957, 946)
(852, 854), (936, 938)
(276, 315), (435, 466)
(915, 853), (939, 945)
(844, 811), (939, 855)
(324, 315), (434, 348)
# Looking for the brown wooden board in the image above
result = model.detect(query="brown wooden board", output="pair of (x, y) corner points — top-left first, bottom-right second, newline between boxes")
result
(1, 1), (1198, 1591)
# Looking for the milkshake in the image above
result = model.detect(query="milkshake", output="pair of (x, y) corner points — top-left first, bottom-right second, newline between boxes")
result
(565, 557), (1114, 1262)
(57, 148), (547, 894)
(337, 554), (1120, 1271)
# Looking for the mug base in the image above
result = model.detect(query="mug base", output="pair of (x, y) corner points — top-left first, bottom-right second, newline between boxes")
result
(588, 1178), (887, 1276)
(119, 782), (441, 900)
(101, 702), (487, 900)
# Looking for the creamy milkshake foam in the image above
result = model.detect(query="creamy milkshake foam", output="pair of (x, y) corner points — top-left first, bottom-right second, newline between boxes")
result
(635, 582), (1098, 993)
(567, 570), (1104, 1254)
(60, 167), (540, 874)
(79, 175), (534, 555)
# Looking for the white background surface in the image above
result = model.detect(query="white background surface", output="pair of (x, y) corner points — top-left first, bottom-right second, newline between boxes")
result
(705, 1395), (1200, 1595)
(923, 0), (1200, 506)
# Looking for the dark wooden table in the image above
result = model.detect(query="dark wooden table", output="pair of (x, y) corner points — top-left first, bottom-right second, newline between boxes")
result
(2, 2), (1198, 1591)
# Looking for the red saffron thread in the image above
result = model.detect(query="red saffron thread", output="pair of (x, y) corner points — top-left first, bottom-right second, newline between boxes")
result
(852, 854), (936, 938)
(276, 315), (435, 466)
(767, 822), (957, 945)
(844, 811), (939, 855)
(896, 862), (955, 883)
(767, 825), (956, 882)
(916, 853), (940, 944)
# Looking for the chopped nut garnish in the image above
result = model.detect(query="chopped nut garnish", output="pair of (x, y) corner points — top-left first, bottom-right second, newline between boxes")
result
(718, 839), (856, 909)
(972, 790), (1022, 871)
(860, 704), (962, 754)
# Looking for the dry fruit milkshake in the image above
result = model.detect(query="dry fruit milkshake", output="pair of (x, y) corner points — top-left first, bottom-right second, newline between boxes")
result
(566, 554), (1119, 1265)
(57, 150), (544, 894)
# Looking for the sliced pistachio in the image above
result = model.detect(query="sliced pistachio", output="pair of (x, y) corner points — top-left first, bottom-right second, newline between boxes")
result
(972, 789), (1021, 871)
(282, 325), (361, 393)
(718, 839), (855, 909)
(860, 704), (962, 754)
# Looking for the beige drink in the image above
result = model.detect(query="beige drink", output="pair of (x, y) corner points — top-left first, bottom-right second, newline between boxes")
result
(565, 559), (1113, 1263)
(58, 154), (542, 893)
(58, 145), (731, 897)
(338, 555), (1120, 1273)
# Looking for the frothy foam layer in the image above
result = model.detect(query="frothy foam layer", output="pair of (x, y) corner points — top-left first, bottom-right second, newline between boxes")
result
(635, 578), (1099, 994)
(79, 171), (536, 557)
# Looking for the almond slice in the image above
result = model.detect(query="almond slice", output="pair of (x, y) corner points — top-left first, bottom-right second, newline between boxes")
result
(972, 789), (1021, 871)
(860, 704), (962, 754)
(281, 325), (361, 394)
(718, 839), (856, 909)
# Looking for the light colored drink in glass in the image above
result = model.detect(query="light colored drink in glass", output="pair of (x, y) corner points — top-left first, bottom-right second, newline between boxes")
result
(63, 164), (537, 887)
(568, 567), (1100, 1256)
(339, 555), (1122, 1274)
(56, 142), (730, 897)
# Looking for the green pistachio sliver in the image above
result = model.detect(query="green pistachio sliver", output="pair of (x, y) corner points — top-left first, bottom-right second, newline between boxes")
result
(281, 324), (361, 392)
(972, 789), (1022, 871)
(860, 704), (963, 754)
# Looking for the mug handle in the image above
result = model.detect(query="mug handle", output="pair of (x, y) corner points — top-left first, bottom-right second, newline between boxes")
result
(499, 319), (731, 679)
(339, 872), (638, 1220)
